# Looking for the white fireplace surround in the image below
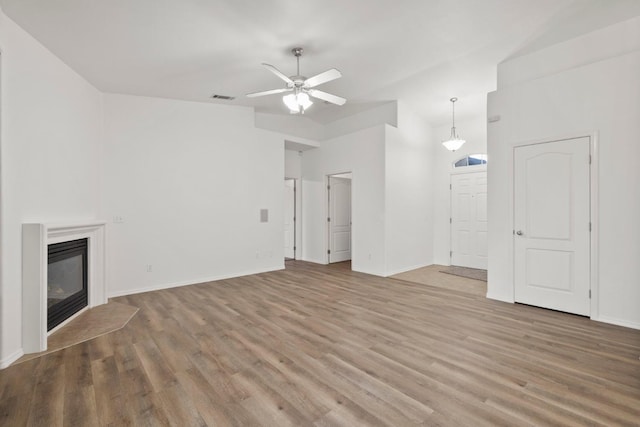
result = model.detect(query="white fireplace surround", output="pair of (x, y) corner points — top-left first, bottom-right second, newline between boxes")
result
(22, 221), (107, 353)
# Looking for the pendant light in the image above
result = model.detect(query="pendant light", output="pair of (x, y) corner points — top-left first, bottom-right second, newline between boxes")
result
(442, 97), (466, 151)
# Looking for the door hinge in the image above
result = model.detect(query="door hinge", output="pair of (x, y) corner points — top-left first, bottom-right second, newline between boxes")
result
(327, 185), (330, 190)
(327, 249), (331, 254)
(327, 217), (331, 222)
(293, 246), (296, 251)
(589, 155), (592, 165)
(589, 289), (591, 299)
(589, 222), (592, 232)
(449, 218), (452, 224)
(450, 184), (452, 190)
(450, 250), (453, 257)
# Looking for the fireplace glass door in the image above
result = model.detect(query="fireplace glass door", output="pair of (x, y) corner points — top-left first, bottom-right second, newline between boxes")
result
(48, 238), (88, 331)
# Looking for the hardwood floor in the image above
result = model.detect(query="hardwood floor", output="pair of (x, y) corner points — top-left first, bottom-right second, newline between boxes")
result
(1, 260), (639, 426)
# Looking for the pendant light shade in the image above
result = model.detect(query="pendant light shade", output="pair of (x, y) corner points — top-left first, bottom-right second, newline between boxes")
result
(442, 97), (466, 151)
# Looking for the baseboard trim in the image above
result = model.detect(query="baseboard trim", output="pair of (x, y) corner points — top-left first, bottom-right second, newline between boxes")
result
(595, 315), (640, 330)
(0, 348), (24, 369)
(485, 292), (514, 303)
(108, 265), (284, 298)
(300, 257), (328, 265)
(384, 263), (431, 277)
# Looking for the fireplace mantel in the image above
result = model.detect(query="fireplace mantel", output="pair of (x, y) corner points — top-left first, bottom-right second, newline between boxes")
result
(22, 221), (107, 353)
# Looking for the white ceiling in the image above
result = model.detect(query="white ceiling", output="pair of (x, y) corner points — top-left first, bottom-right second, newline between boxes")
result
(2, 0), (639, 126)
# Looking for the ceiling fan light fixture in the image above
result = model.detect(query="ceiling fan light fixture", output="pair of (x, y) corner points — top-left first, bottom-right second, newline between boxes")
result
(283, 93), (299, 111)
(248, 47), (345, 112)
(297, 92), (313, 109)
(283, 91), (313, 114)
(442, 97), (466, 152)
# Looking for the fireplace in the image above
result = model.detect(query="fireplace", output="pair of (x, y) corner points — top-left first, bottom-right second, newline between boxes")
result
(47, 238), (88, 331)
(22, 221), (107, 354)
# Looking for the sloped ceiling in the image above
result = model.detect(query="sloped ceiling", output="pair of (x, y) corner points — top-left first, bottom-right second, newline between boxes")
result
(2, 0), (639, 126)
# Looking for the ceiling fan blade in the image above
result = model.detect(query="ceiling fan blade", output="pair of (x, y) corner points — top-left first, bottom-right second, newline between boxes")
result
(246, 88), (291, 98)
(262, 63), (294, 85)
(307, 89), (346, 106)
(304, 69), (342, 88)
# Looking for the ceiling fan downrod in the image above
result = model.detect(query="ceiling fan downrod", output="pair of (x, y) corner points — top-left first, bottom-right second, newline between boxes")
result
(292, 47), (303, 77)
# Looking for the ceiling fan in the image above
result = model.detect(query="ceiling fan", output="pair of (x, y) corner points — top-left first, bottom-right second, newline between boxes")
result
(246, 47), (346, 114)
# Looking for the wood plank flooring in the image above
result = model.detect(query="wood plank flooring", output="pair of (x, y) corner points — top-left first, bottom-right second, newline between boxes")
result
(1, 260), (639, 426)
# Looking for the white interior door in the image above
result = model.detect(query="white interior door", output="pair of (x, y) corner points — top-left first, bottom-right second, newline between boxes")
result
(284, 179), (295, 259)
(514, 137), (590, 316)
(329, 176), (351, 263)
(451, 171), (488, 269)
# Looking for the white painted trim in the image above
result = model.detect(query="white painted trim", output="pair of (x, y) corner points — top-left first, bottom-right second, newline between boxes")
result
(107, 265), (284, 298)
(589, 132), (600, 321)
(595, 315), (640, 331)
(449, 168), (488, 176)
(0, 49), (5, 368)
(301, 256), (329, 265)
(22, 221), (107, 353)
(284, 177), (302, 261)
(450, 164), (487, 174)
(326, 171), (353, 265)
(485, 291), (513, 303)
(449, 170), (488, 268)
(295, 178), (302, 261)
(509, 132), (598, 319)
(0, 349), (24, 370)
(46, 307), (88, 336)
(384, 263), (431, 278)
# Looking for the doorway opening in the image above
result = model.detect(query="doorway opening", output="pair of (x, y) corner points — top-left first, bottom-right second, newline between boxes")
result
(284, 178), (296, 261)
(327, 173), (352, 264)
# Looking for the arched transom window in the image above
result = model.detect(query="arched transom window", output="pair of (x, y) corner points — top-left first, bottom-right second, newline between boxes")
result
(454, 153), (487, 168)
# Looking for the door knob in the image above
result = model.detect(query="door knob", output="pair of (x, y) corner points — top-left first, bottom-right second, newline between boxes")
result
(516, 230), (523, 236)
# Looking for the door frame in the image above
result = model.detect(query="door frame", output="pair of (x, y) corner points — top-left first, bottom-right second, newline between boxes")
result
(326, 172), (353, 264)
(284, 178), (297, 260)
(509, 132), (599, 320)
(449, 167), (488, 267)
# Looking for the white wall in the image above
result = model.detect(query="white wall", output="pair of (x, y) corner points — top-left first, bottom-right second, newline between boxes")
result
(384, 103), (434, 275)
(0, 11), (103, 365)
(488, 19), (640, 329)
(102, 94), (284, 297)
(255, 112), (324, 141)
(284, 149), (302, 179)
(301, 126), (387, 275)
(432, 115), (487, 265)
(323, 102), (398, 141)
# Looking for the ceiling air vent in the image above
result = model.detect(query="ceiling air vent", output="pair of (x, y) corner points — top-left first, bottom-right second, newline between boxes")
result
(211, 94), (235, 101)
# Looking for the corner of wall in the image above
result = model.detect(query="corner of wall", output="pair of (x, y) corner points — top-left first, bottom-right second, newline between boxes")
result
(0, 348), (24, 369)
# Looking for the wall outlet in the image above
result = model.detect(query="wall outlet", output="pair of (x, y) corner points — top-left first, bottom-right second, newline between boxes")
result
(146, 264), (152, 272)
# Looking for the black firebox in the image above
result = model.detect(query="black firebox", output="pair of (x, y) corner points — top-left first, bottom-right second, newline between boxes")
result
(47, 238), (88, 331)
